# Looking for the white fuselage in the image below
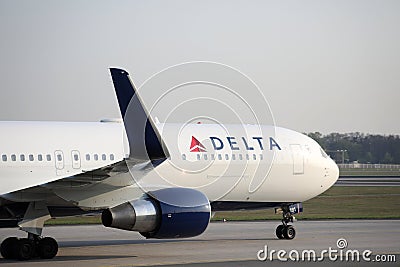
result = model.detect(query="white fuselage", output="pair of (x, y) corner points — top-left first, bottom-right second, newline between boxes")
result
(0, 121), (127, 196)
(0, 121), (339, 209)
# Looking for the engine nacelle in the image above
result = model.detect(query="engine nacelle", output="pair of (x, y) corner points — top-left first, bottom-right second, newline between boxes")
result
(101, 188), (211, 238)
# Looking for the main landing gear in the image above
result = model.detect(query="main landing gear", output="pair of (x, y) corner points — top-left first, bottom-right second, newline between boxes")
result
(1, 234), (58, 260)
(0, 201), (58, 260)
(275, 206), (296, 240)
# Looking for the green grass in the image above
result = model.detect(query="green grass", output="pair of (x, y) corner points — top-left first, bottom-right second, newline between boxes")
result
(45, 215), (101, 226)
(45, 186), (400, 225)
(213, 186), (400, 221)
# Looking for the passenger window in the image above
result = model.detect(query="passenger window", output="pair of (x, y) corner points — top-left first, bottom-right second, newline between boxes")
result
(11, 154), (16, 161)
(2, 155), (7, 162)
(182, 154), (186, 160)
(253, 154), (256, 160)
(204, 154), (208, 160)
(86, 154), (90, 161)
(211, 154), (215, 160)
(239, 154), (243, 160)
(225, 154), (229, 160)
(110, 154), (115, 161)
(29, 154), (34, 161)
(94, 154), (98, 161)
(260, 154), (263, 160)
(197, 154), (200, 160)
(218, 154), (222, 160)
(102, 154), (106, 161)
(20, 154), (25, 161)
(38, 154), (43, 161)
(246, 154), (249, 160)
(232, 154), (236, 160)
(46, 154), (51, 161)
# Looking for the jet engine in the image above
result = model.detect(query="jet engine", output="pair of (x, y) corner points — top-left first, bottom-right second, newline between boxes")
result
(101, 188), (211, 238)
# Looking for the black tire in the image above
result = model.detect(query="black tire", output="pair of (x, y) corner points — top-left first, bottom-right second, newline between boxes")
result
(0, 237), (18, 259)
(16, 238), (34, 261)
(38, 237), (58, 259)
(275, 225), (285, 239)
(283, 225), (296, 240)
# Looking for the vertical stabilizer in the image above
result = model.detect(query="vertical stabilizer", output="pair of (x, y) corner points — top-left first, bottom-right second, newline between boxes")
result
(110, 68), (168, 160)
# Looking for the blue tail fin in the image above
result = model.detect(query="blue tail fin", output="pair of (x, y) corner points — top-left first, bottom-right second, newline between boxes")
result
(110, 68), (168, 160)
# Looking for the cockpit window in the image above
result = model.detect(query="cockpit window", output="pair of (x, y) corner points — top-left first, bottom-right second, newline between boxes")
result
(320, 148), (328, 158)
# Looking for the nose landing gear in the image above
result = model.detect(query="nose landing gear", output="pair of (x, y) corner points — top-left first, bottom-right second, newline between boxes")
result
(275, 204), (299, 240)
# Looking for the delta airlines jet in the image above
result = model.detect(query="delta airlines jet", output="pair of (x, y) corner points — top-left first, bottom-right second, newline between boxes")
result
(0, 68), (339, 260)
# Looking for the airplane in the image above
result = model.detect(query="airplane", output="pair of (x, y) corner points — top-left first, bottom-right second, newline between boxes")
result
(0, 68), (339, 260)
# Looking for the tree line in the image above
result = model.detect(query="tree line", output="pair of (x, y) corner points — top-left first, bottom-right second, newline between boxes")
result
(306, 132), (400, 164)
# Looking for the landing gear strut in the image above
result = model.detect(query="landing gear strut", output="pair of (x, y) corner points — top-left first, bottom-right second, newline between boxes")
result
(0, 233), (58, 260)
(275, 206), (296, 240)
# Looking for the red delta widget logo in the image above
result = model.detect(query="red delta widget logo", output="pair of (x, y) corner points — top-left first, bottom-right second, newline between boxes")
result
(190, 136), (207, 152)
(190, 136), (281, 152)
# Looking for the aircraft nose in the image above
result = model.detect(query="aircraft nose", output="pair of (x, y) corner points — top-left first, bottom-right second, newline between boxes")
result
(329, 158), (340, 184)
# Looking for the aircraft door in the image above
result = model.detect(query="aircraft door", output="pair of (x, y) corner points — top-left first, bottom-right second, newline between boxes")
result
(290, 144), (304, 175)
(54, 150), (65, 175)
(71, 150), (81, 169)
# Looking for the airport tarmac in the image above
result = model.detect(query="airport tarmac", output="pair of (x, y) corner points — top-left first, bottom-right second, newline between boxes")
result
(0, 220), (399, 266)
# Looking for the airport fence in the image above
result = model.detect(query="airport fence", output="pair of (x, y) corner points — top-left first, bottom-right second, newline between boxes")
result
(338, 163), (400, 170)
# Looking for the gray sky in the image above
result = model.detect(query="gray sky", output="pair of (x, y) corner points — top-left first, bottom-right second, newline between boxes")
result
(0, 0), (399, 135)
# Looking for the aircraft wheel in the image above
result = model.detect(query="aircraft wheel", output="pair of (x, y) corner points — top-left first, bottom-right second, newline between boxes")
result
(275, 225), (285, 239)
(16, 238), (35, 261)
(283, 225), (296, 240)
(0, 237), (18, 259)
(38, 237), (58, 259)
